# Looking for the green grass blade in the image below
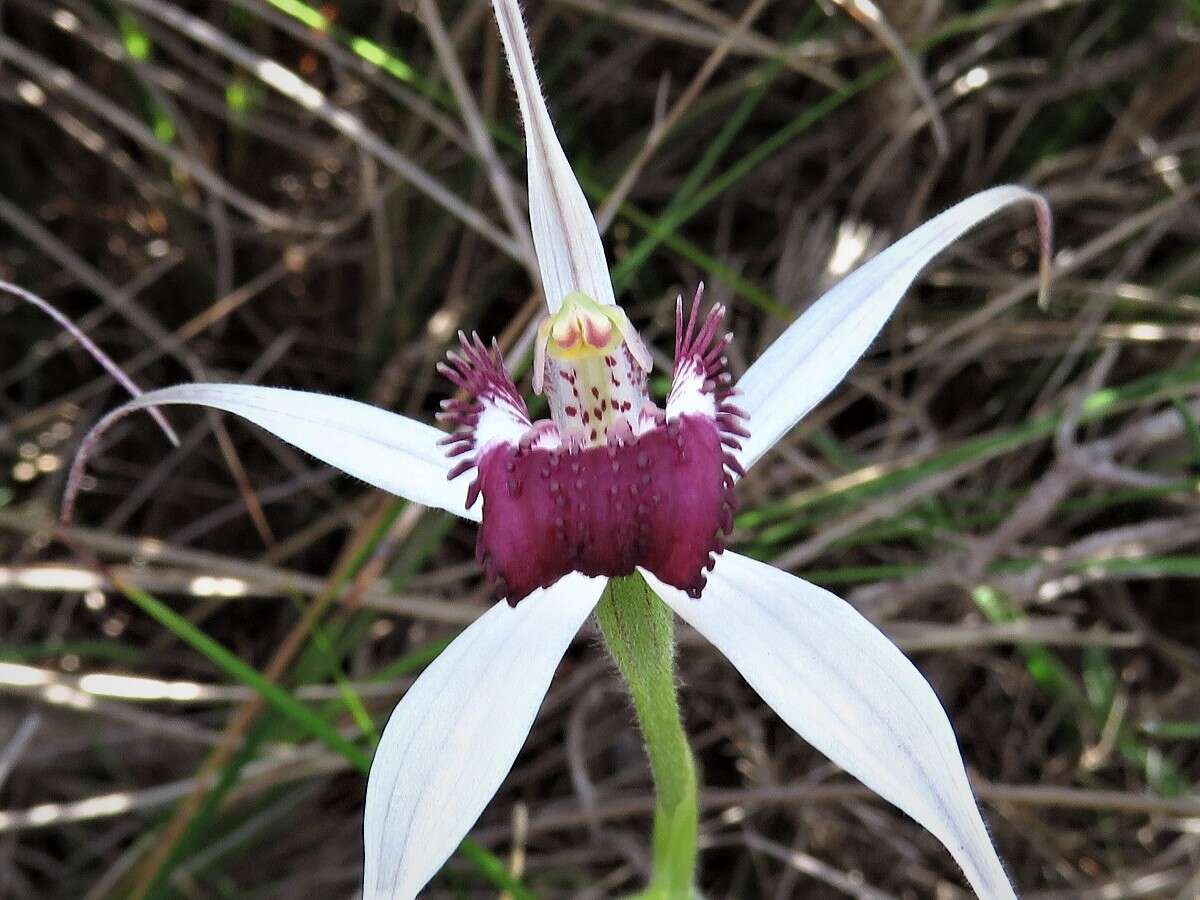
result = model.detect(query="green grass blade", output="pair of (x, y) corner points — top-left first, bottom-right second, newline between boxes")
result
(115, 582), (371, 770)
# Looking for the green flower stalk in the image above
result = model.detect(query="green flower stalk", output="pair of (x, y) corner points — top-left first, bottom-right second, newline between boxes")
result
(597, 575), (699, 898)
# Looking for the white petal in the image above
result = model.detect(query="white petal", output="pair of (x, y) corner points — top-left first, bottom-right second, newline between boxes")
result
(438, 333), (532, 453)
(666, 355), (716, 420)
(736, 185), (1051, 470)
(643, 553), (1016, 899)
(491, 0), (615, 312)
(69, 383), (478, 521)
(363, 574), (604, 899)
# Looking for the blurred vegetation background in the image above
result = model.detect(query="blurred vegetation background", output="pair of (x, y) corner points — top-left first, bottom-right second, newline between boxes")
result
(2, 0), (1200, 897)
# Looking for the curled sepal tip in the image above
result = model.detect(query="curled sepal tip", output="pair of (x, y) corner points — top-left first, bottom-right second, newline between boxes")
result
(1, 279), (179, 447)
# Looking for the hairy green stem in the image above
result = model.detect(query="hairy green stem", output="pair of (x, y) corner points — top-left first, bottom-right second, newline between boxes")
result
(596, 573), (699, 899)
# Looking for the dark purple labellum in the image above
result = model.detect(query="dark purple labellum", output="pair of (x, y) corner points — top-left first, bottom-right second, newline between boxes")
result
(475, 413), (734, 603)
(440, 290), (747, 605)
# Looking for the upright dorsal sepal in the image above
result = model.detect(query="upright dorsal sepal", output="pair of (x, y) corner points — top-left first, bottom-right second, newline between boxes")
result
(491, 0), (616, 313)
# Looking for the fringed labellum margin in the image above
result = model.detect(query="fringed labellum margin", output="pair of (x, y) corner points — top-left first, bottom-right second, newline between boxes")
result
(439, 290), (747, 604)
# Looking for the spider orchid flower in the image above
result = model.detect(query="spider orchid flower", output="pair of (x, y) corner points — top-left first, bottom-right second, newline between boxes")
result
(63, 1), (1052, 897)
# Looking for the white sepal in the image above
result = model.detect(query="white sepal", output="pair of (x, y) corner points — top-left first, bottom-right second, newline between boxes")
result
(491, 0), (615, 312)
(644, 553), (1016, 899)
(736, 186), (1051, 470)
(65, 383), (479, 522)
(363, 574), (604, 899)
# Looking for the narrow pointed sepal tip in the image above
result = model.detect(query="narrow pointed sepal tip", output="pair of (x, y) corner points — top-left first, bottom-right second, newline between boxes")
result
(490, 0), (614, 312)
(1032, 192), (1055, 313)
(1, 279), (180, 447)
